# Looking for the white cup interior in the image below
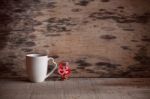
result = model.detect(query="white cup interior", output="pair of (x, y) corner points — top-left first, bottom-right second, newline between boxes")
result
(26, 54), (47, 57)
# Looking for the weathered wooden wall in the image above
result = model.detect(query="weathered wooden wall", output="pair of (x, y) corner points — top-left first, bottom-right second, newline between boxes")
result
(0, 0), (150, 78)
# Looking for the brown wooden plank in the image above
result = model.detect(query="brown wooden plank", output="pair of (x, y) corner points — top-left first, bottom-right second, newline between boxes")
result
(0, 78), (150, 99)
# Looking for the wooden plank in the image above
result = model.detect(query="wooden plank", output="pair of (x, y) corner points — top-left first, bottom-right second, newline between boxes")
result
(0, 78), (150, 99)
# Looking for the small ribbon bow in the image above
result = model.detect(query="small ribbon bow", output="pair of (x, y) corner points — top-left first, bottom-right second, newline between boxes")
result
(58, 62), (71, 80)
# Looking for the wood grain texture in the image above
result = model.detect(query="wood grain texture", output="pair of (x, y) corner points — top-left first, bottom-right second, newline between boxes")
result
(0, 0), (150, 78)
(0, 78), (150, 99)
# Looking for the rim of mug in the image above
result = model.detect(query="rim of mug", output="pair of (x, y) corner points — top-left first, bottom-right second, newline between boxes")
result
(26, 54), (48, 57)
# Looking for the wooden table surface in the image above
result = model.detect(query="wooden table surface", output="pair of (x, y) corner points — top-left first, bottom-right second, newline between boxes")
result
(0, 78), (150, 99)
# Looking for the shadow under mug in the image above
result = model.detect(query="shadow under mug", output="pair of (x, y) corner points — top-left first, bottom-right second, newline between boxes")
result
(26, 54), (57, 82)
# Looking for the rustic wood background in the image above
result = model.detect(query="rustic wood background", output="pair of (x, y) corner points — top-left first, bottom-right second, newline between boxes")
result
(0, 0), (150, 78)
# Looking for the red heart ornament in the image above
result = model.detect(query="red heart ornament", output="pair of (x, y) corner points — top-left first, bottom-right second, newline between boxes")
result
(58, 62), (71, 80)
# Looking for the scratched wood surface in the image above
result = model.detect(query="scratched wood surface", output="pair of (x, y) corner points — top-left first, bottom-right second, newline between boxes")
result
(0, 78), (150, 99)
(0, 0), (150, 78)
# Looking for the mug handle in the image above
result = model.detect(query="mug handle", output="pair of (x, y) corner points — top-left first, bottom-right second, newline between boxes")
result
(46, 57), (57, 79)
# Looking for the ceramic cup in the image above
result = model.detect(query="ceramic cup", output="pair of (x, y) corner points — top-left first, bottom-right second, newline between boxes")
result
(26, 54), (57, 82)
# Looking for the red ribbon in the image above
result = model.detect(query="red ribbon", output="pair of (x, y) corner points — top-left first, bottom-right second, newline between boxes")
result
(58, 62), (71, 80)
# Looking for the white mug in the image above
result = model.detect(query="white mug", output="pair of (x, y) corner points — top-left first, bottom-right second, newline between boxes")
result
(26, 54), (57, 82)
